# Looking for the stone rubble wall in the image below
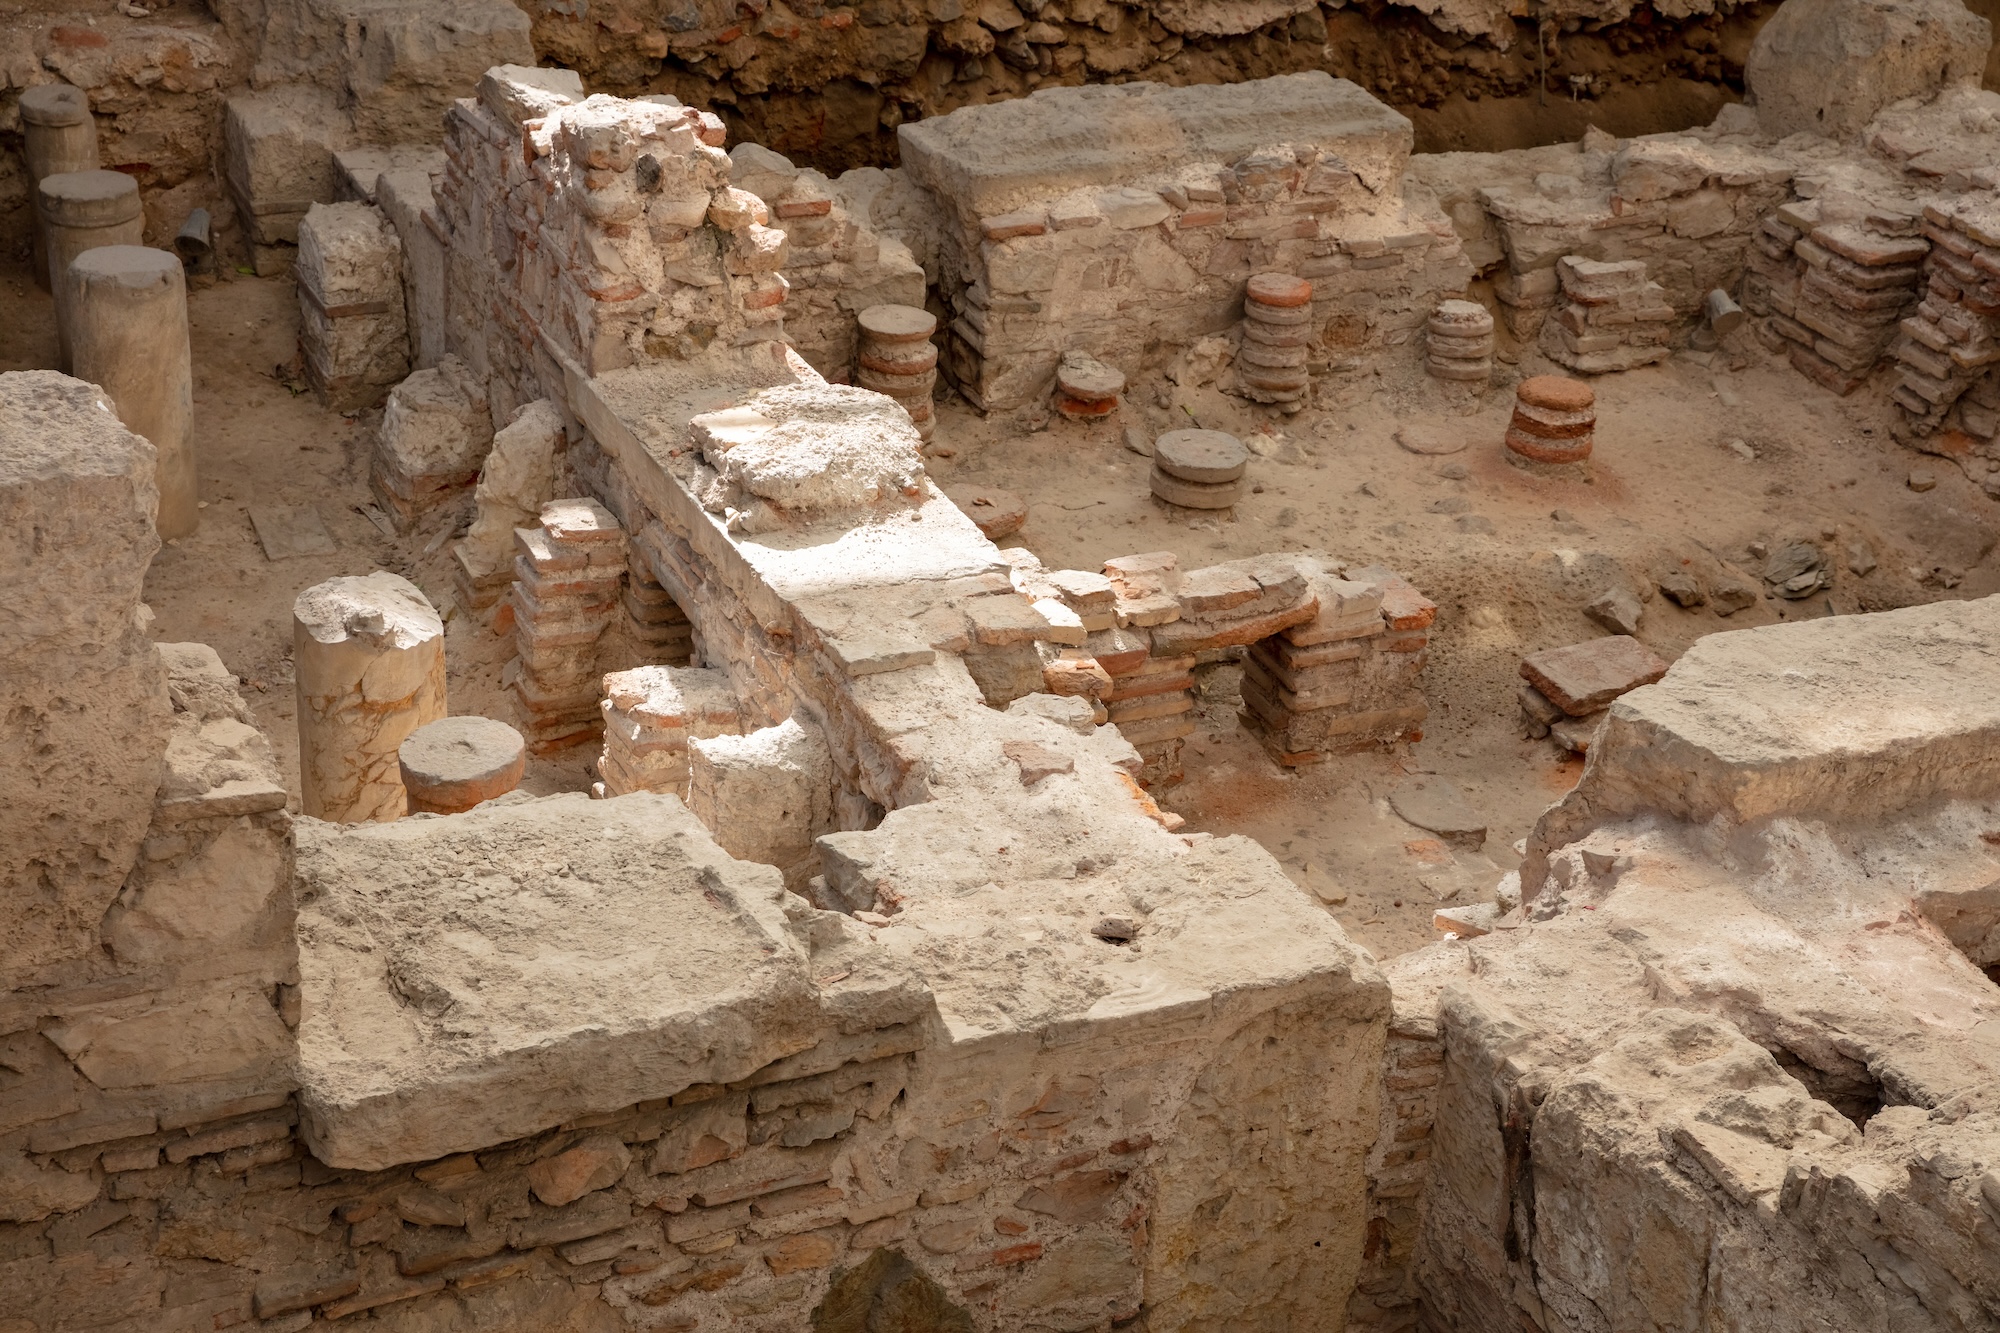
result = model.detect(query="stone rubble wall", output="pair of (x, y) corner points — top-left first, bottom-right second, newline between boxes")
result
(729, 142), (929, 383)
(435, 71), (790, 424)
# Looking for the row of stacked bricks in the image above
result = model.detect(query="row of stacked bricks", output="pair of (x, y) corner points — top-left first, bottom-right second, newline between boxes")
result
(1426, 299), (1494, 382)
(1097, 553), (1197, 786)
(855, 305), (938, 444)
(1240, 273), (1313, 410)
(597, 664), (741, 797)
(504, 498), (625, 754)
(1239, 568), (1435, 765)
(623, 559), (695, 665)
(1538, 256), (1671, 374)
(1743, 198), (1929, 394)
(1892, 198), (2000, 432)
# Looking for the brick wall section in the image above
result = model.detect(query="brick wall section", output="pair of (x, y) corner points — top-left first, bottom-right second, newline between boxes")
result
(1890, 196), (2000, 436)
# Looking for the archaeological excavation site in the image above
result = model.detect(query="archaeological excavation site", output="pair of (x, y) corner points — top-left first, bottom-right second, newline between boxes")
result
(9, 0), (2000, 1325)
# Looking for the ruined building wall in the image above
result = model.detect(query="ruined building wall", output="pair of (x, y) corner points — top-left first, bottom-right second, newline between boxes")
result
(1398, 600), (2000, 1332)
(0, 0), (1791, 265)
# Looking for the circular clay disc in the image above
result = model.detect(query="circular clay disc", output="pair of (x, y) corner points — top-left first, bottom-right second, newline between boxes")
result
(1246, 273), (1313, 308)
(946, 486), (1027, 540)
(1153, 429), (1248, 484)
(1516, 374), (1594, 413)
(1395, 424), (1468, 455)
(858, 303), (937, 343)
(1055, 357), (1125, 402)
(400, 715), (527, 814)
(1151, 466), (1241, 509)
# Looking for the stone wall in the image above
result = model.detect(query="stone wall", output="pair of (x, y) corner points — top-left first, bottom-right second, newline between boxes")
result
(899, 72), (1473, 411)
(1405, 598), (2000, 1331)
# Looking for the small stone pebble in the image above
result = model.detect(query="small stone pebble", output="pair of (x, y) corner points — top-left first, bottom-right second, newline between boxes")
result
(1908, 468), (1937, 492)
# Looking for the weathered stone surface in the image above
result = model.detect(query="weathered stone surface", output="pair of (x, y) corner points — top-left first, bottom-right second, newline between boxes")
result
(689, 716), (835, 886)
(1388, 778), (1486, 849)
(899, 72), (1410, 219)
(1527, 594), (2000, 896)
(398, 715), (526, 814)
(293, 792), (861, 1169)
(0, 372), (170, 987)
(1745, 0), (1991, 142)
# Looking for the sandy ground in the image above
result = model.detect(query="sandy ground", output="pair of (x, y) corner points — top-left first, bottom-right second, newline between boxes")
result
(6, 256), (1995, 963)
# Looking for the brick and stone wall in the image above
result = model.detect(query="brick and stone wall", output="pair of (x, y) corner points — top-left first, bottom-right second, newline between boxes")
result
(897, 72), (1473, 412)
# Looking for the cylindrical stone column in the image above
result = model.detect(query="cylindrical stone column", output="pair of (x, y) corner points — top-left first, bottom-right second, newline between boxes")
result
(21, 85), (99, 293)
(63, 247), (197, 539)
(294, 572), (447, 823)
(400, 716), (527, 814)
(41, 170), (144, 371)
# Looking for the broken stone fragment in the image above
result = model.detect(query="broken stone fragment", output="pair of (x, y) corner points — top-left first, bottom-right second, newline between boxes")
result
(1388, 778), (1487, 849)
(1519, 636), (1669, 717)
(1584, 587), (1644, 635)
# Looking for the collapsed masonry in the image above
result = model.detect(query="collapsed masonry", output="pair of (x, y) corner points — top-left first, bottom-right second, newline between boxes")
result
(8, 6), (2000, 1329)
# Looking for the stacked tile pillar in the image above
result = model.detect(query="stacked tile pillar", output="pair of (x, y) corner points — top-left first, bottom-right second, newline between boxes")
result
(293, 571), (447, 822)
(62, 246), (198, 540)
(623, 562), (694, 665)
(1240, 273), (1313, 410)
(1100, 552), (1197, 786)
(1504, 375), (1595, 475)
(39, 169), (143, 370)
(1240, 567), (1434, 764)
(1425, 300), (1494, 383)
(856, 304), (938, 444)
(20, 84), (98, 293)
(597, 665), (741, 797)
(505, 498), (624, 753)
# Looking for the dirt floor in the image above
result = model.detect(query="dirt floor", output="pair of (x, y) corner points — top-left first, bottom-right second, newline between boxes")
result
(7, 254), (1996, 964)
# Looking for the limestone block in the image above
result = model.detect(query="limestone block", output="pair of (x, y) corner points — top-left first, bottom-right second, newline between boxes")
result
(332, 0), (535, 142)
(223, 86), (354, 250)
(0, 371), (170, 987)
(102, 642), (292, 970)
(456, 399), (564, 599)
(42, 980), (294, 1091)
(374, 166), (448, 371)
(296, 202), (410, 411)
(292, 792), (842, 1169)
(688, 716), (835, 885)
(897, 72), (1410, 219)
(292, 572), (446, 823)
(1524, 595), (2000, 899)
(689, 383), (923, 532)
(371, 354), (492, 528)
(1745, 0), (1991, 142)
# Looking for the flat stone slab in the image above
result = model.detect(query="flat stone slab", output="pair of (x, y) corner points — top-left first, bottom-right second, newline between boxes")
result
(898, 71), (1411, 219)
(1394, 424), (1467, 455)
(1389, 778), (1486, 849)
(1519, 635), (1670, 717)
(294, 792), (833, 1170)
(249, 504), (336, 560)
(858, 304), (937, 343)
